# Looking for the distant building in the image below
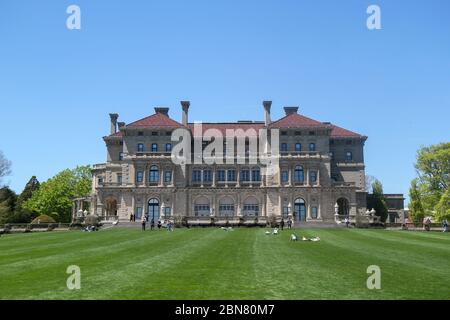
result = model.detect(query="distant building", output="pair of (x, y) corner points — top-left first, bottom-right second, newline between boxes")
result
(367, 193), (405, 223)
(82, 101), (371, 225)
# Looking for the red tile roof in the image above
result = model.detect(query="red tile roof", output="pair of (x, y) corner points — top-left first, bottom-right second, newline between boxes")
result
(330, 124), (363, 138)
(126, 113), (185, 128)
(269, 113), (326, 128)
(188, 123), (265, 137)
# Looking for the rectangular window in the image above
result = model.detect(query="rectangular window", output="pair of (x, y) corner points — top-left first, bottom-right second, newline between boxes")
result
(311, 206), (318, 219)
(98, 177), (103, 184)
(309, 143), (316, 152)
(119, 152), (124, 161)
(281, 143), (288, 152)
(137, 143), (144, 152)
(164, 170), (172, 183)
(283, 206), (289, 217)
(138, 131), (144, 136)
(281, 170), (289, 182)
(295, 143), (302, 152)
(251, 169), (260, 182)
(165, 143), (172, 152)
(117, 175), (122, 185)
(192, 170), (202, 182)
(281, 131), (287, 136)
(227, 169), (236, 181)
(310, 170), (317, 184)
(194, 204), (210, 216)
(346, 151), (353, 161)
(152, 131), (158, 136)
(241, 169), (250, 182)
(203, 170), (212, 182)
(151, 143), (158, 152)
(217, 170), (226, 182)
(136, 171), (143, 183)
(164, 207), (171, 217)
(294, 131), (301, 136)
(135, 207), (143, 219)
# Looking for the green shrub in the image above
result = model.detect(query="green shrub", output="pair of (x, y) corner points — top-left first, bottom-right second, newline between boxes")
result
(31, 214), (56, 224)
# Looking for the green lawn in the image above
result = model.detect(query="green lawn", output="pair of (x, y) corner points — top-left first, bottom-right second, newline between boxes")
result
(0, 227), (449, 300)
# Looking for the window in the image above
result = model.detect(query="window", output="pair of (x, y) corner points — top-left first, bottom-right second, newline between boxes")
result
(203, 170), (212, 182)
(329, 151), (334, 159)
(283, 206), (289, 217)
(251, 168), (261, 181)
(295, 143), (302, 152)
(219, 204), (234, 212)
(164, 170), (172, 183)
(295, 131), (301, 136)
(311, 206), (318, 219)
(192, 170), (202, 182)
(136, 171), (143, 183)
(164, 207), (171, 217)
(346, 140), (352, 145)
(346, 151), (353, 161)
(151, 143), (158, 152)
(281, 131), (287, 136)
(137, 143), (144, 152)
(117, 174), (122, 185)
(149, 165), (159, 183)
(243, 204), (259, 213)
(152, 131), (158, 136)
(310, 170), (317, 185)
(138, 131), (144, 136)
(309, 143), (316, 152)
(166, 131), (172, 136)
(281, 143), (288, 152)
(194, 204), (210, 216)
(165, 143), (172, 152)
(281, 170), (289, 182)
(98, 177), (103, 184)
(227, 169), (236, 181)
(135, 207), (143, 219)
(309, 131), (315, 136)
(241, 169), (250, 182)
(294, 166), (304, 183)
(119, 152), (124, 161)
(217, 170), (226, 182)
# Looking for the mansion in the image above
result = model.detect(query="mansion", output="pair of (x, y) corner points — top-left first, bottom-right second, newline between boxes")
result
(85, 101), (368, 225)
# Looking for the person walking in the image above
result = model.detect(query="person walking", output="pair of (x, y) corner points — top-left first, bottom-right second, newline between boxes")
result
(150, 218), (155, 230)
(442, 219), (448, 232)
(129, 213), (133, 222)
(345, 217), (350, 228)
(157, 220), (162, 230)
(280, 218), (285, 231)
(141, 215), (146, 231)
(287, 218), (292, 230)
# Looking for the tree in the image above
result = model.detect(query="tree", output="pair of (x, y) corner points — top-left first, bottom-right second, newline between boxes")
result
(409, 178), (425, 224)
(409, 142), (450, 219)
(0, 187), (17, 224)
(0, 151), (12, 186)
(365, 175), (376, 193)
(435, 189), (450, 222)
(16, 176), (40, 209)
(23, 166), (92, 222)
(367, 179), (388, 222)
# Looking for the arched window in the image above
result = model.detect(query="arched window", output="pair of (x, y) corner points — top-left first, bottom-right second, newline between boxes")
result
(243, 197), (259, 216)
(149, 165), (159, 183)
(309, 143), (316, 152)
(294, 198), (306, 221)
(194, 196), (210, 217)
(294, 165), (304, 183)
(147, 198), (160, 221)
(219, 196), (235, 217)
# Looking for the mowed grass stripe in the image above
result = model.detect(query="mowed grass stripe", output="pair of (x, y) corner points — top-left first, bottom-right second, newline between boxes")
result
(0, 228), (449, 299)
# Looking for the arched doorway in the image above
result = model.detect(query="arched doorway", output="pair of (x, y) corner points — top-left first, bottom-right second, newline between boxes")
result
(105, 197), (117, 216)
(337, 197), (349, 216)
(243, 196), (259, 217)
(219, 196), (235, 217)
(148, 198), (160, 221)
(294, 198), (306, 222)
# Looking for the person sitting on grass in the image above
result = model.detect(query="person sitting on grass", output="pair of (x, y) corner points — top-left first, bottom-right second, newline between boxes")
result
(290, 233), (298, 241)
(273, 228), (279, 235)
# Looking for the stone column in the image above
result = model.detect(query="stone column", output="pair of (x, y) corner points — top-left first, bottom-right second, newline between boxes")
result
(131, 195), (135, 219)
(317, 168), (320, 186)
(236, 166), (240, 187)
(289, 165), (293, 186)
(212, 166), (216, 187)
(306, 167), (310, 186)
(159, 166), (164, 187)
(200, 169), (204, 188)
(143, 164), (148, 186)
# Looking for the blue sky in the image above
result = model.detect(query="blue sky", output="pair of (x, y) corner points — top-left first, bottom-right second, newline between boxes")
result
(0, 0), (449, 204)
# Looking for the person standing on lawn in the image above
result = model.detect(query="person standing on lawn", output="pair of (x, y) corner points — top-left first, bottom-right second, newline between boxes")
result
(141, 215), (146, 231)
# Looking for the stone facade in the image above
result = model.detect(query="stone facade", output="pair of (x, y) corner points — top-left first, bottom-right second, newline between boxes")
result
(89, 101), (368, 225)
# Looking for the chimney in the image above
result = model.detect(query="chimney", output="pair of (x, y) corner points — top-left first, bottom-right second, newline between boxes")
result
(263, 101), (272, 126)
(181, 101), (190, 126)
(284, 106), (299, 116)
(117, 122), (125, 130)
(154, 107), (169, 116)
(109, 113), (119, 134)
